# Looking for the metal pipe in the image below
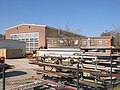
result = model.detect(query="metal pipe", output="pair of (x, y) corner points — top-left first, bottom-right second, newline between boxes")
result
(95, 56), (97, 83)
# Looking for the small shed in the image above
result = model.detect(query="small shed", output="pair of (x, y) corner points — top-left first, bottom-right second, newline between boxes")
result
(0, 40), (26, 58)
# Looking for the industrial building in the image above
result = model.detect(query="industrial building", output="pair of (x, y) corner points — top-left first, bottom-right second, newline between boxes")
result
(5, 24), (80, 52)
(0, 40), (26, 58)
(5, 24), (120, 53)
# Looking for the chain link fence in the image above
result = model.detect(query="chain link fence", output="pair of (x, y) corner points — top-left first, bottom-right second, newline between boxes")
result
(0, 68), (43, 90)
(0, 58), (43, 90)
(0, 58), (120, 90)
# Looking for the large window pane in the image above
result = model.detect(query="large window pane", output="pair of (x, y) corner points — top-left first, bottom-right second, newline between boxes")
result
(10, 32), (39, 52)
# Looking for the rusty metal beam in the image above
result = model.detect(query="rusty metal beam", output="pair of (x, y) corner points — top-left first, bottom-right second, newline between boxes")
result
(32, 62), (120, 78)
(33, 62), (100, 72)
(34, 69), (74, 78)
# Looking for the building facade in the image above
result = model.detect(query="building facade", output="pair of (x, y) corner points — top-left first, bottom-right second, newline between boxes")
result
(47, 37), (82, 48)
(80, 36), (115, 52)
(47, 36), (116, 53)
(5, 24), (80, 52)
(47, 36), (114, 47)
(82, 36), (114, 46)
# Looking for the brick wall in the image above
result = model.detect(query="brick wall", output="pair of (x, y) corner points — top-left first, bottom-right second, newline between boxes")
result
(5, 24), (46, 48)
(47, 37), (114, 48)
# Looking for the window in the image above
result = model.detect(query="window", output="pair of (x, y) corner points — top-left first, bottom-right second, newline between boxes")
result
(59, 40), (64, 44)
(30, 43), (33, 47)
(82, 40), (86, 45)
(34, 43), (38, 47)
(74, 40), (79, 45)
(90, 40), (94, 45)
(10, 32), (39, 52)
(34, 38), (38, 42)
(47, 40), (52, 44)
(26, 39), (29, 42)
(98, 40), (103, 44)
(53, 41), (57, 44)
(30, 38), (34, 42)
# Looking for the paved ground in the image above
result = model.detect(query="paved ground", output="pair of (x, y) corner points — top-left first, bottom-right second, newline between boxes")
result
(0, 58), (42, 90)
(5, 58), (39, 69)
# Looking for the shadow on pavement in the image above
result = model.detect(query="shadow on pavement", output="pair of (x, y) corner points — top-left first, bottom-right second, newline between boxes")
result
(0, 71), (27, 78)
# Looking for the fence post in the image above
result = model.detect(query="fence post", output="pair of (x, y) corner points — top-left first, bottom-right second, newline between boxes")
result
(2, 63), (5, 90)
(1, 57), (5, 90)
(77, 61), (79, 90)
(110, 55), (113, 87)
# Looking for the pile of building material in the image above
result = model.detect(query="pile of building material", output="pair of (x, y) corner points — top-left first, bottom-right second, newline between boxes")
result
(29, 50), (120, 90)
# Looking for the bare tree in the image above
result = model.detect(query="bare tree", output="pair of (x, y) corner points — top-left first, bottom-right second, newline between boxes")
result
(0, 34), (5, 39)
(57, 25), (84, 47)
(100, 25), (120, 47)
(101, 30), (112, 36)
(111, 26), (120, 47)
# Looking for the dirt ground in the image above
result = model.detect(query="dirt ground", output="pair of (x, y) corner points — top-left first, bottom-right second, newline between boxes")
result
(0, 58), (42, 90)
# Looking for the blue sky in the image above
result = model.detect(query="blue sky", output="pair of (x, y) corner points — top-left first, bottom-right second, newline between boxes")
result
(0, 0), (120, 36)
